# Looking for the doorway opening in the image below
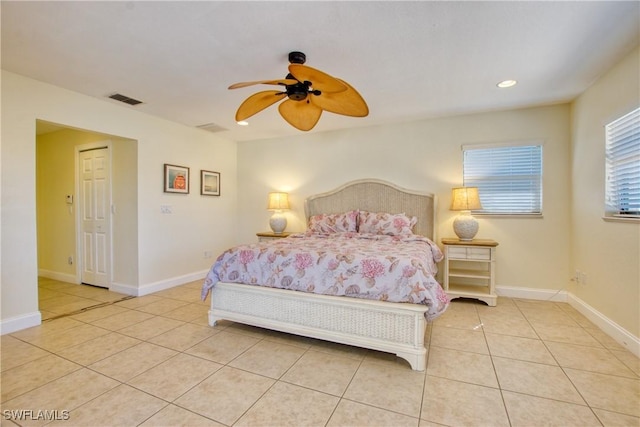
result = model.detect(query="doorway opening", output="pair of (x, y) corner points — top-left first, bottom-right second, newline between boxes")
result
(35, 120), (139, 319)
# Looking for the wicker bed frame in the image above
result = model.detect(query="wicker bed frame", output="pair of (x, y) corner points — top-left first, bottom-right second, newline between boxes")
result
(208, 179), (437, 370)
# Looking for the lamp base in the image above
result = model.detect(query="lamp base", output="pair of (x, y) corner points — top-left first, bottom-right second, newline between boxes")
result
(269, 212), (287, 234)
(453, 212), (479, 241)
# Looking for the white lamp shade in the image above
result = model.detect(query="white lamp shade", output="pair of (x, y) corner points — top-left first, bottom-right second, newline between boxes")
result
(267, 192), (290, 210)
(450, 187), (482, 211)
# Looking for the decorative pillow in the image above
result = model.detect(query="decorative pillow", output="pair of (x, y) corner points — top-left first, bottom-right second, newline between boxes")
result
(358, 211), (417, 236)
(308, 210), (358, 233)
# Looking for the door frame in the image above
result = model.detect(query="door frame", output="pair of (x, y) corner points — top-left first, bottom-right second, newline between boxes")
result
(74, 141), (112, 287)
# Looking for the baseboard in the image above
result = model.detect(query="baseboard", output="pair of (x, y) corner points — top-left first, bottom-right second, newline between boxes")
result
(568, 293), (640, 358)
(35, 269), (208, 297)
(38, 269), (77, 284)
(108, 282), (139, 296)
(496, 285), (568, 302)
(137, 270), (208, 296)
(111, 270), (208, 297)
(497, 285), (639, 358)
(1, 311), (42, 335)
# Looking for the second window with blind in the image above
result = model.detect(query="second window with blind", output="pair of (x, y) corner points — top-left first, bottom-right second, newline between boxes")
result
(463, 142), (543, 215)
(605, 107), (640, 218)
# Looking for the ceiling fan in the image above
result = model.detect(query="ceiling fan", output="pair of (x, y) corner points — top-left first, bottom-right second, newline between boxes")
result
(228, 51), (369, 131)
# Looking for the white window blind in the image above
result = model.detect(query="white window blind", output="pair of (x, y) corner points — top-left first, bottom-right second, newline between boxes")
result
(463, 143), (543, 214)
(606, 107), (640, 217)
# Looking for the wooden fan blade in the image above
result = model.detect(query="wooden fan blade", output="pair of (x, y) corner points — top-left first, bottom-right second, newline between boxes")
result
(310, 79), (369, 117)
(288, 64), (347, 93)
(278, 99), (323, 131)
(235, 90), (286, 121)
(228, 79), (298, 90)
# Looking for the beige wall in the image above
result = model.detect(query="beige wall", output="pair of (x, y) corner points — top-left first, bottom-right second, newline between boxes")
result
(111, 135), (139, 287)
(1, 71), (238, 332)
(571, 47), (640, 338)
(36, 130), (82, 278)
(237, 104), (572, 292)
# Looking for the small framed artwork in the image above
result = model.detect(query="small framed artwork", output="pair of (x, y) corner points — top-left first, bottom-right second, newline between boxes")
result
(201, 170), (221, 196)
(164, 164), (189, 194)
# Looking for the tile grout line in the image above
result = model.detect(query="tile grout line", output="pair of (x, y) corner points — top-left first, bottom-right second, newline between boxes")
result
(42, 295), (136, 322)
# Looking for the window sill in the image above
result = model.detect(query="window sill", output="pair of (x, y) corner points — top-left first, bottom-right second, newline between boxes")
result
(602, 216), (640, 223)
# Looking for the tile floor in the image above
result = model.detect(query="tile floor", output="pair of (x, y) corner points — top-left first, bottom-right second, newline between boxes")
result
(1, 279), (639, 426)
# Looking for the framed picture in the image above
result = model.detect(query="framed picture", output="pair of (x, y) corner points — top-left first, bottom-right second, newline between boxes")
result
(201, 170), (221, 196)
(164, 164), (189, 194)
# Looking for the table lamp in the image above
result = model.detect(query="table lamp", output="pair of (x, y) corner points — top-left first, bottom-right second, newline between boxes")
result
(267, 192), (290, 234)
(450, 187), (482, 241)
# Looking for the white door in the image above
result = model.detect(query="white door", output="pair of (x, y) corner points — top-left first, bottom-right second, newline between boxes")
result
(79, 147), (111, 288)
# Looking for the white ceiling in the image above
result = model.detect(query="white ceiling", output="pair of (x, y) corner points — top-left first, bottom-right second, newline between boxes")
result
(2, 1), (639, 142)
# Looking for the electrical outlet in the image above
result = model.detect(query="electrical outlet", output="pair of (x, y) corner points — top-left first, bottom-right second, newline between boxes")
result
(572, 270), (581, 284)
(160, 205), (173, 214)
(68, 256), (73, 265)
(573, 270), (587, 285)
(203, 250), (212, 258)
(579, 271), (587, 285)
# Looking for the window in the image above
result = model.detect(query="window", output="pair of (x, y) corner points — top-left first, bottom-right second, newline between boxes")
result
(463, 142), (543, 215)
(606, 107), (640, 218)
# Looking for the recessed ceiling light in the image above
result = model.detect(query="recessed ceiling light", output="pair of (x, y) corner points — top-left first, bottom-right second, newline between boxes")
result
(497, 80), (517, 88)
(237, 121), (249, 126)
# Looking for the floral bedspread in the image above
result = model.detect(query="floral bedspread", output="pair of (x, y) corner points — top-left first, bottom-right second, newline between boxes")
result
(201, 232), (449, 321)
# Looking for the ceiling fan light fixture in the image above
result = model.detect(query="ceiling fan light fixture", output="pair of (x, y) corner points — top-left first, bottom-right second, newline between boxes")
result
(286, 82), (310, 101)
(228, 51), (368, 131)
(497, 79), (517, 88)
(237, 120), (249, 126)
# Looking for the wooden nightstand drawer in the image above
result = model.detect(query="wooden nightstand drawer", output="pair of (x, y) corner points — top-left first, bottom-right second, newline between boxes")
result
(448, 247), (469, 259)
(468, 248), (491, 260)
(447, 246), (491, 260)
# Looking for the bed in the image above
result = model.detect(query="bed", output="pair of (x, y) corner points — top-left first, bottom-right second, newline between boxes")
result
(201, 179), (448, 370)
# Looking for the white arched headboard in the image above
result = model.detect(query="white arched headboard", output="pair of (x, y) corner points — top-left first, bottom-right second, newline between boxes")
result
(304, 179), (437, 241)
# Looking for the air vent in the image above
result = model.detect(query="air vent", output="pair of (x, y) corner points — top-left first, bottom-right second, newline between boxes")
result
(108, 93), (143, 106)
(197, 122), (227, 133)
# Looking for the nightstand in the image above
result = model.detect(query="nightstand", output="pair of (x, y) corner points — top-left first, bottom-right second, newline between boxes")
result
(441, 238), (498, 306)
(256, 231), (292, 242)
